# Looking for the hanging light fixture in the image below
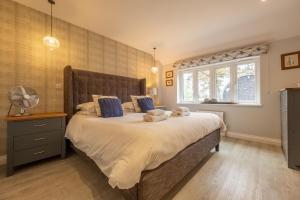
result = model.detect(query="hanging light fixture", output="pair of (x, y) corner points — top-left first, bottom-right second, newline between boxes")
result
(151, 47), (159, 73)
(43, 0), (60, 51)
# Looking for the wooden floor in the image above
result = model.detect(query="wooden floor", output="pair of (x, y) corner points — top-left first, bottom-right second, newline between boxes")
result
(0, 137), (299, 200)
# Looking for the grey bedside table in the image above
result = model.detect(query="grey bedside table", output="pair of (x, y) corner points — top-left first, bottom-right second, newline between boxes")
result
(2, 112), (67, 176)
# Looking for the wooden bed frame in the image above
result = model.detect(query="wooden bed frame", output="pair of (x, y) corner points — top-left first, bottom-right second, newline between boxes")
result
(64, 66), (221, 200)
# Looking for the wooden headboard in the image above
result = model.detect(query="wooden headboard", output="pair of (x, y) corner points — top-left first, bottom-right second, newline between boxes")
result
(64, 66), (146, 122)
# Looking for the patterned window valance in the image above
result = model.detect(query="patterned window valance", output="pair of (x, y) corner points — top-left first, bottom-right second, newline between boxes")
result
(173, 44), (269, 69)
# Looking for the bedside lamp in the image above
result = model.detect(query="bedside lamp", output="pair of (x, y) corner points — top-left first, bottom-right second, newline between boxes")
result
(150, 87), (158, 96)
(148, 87), (158, 106)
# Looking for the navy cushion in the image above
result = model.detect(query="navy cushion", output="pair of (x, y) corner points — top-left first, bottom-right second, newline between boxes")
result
(99, 98), (123, 118)
(137, 97), (155, 113)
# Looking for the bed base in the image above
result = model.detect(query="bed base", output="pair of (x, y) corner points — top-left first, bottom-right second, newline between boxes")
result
(68, 129), (220, 200)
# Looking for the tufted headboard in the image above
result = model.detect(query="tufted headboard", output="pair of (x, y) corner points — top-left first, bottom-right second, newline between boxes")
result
(64, 66), (146, 122)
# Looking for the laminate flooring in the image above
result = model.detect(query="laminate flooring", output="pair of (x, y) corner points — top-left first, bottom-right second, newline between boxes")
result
(0, 137), (299, 200)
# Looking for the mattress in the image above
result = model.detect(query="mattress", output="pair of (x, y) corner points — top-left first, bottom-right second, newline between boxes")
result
(65, 112), (225, 189)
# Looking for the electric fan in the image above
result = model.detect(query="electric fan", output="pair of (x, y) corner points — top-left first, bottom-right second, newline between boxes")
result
(7, 86), (39, 116)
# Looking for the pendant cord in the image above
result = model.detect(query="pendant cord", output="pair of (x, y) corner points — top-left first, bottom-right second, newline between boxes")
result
(50, 2), (53, 36)
(153, 47), (156, 66)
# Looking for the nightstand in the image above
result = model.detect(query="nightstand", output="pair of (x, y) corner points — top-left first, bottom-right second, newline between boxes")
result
(2, 112), (67, 176)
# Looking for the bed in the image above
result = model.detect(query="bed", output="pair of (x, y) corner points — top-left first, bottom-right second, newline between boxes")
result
(64, 66), (222, 200)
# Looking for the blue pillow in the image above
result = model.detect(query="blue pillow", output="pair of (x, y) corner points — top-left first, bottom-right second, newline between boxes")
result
(98, 98), (123, 118)
(137, 97), (155, 113)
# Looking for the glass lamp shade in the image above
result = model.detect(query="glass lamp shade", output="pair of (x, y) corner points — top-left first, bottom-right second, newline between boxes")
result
(151, 66), (159, 74)
(43, 35), (60, 51)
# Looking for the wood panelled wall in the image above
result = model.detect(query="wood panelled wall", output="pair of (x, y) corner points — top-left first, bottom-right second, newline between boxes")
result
(0, 0), (155, 155)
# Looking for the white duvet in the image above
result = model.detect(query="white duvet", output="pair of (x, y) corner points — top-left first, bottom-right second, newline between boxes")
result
(65, 112), (225, 189)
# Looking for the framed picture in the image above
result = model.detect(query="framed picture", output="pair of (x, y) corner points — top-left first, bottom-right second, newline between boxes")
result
(281, 51), (300, 70)
(165, 70), (173, 78)
(166, 79), (173, 86)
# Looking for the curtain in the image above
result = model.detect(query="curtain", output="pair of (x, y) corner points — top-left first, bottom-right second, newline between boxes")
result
(173, 44), (269, 69)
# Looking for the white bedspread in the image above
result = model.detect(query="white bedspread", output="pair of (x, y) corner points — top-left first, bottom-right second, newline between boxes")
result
(65, 112), (225, 189)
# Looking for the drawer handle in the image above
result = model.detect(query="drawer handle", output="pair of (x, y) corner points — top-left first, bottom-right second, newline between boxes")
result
(33, 151), (45, 155)
(34, 123), (47, 127)
(33, 137), (46, 141)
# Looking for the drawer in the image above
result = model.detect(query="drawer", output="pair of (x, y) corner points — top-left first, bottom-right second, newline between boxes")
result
(14, 131), (62, 151)
(8, 118), (63, 135)
(13, 143), (61, 166)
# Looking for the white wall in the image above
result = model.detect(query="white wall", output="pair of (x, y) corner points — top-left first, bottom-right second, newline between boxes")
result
(159, 36), (300, 139)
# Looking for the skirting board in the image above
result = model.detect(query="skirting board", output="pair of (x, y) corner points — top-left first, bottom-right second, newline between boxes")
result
(225, 131), (281, 146)
(0, 155), (6, 165)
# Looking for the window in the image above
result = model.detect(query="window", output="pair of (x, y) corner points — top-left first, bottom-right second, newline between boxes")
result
(182, 71), (193, 102)
(215, 66), (231, 102)
(178, 56), (260, 105)
(198, 70), (210, 101)
(236, 62), (257, 103)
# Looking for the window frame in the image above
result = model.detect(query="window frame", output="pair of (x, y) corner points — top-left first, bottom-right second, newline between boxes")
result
(235, 58), (261, 105)
(214, 64), (233, 103)
(177, 69), (194, 103)
(177, 56), (261, 105)
(196, 68), (212, 103)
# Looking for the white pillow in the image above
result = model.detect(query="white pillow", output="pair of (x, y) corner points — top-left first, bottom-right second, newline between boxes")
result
(122, 102), (135, 112)
(130, 95), (150, 113)
(92, 95), (118, 116)
(76, 111), (97, 116)
(76, 102), (96, 113)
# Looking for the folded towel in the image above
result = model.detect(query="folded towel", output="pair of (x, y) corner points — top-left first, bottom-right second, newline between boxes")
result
(171, 110), (191, 117)
(146, 109), (165, 116)
(174, 107), (190, 112)
(143, 114), (168, 122)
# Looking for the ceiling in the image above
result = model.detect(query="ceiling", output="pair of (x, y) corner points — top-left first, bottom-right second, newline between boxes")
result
(13, 0), (300, 64)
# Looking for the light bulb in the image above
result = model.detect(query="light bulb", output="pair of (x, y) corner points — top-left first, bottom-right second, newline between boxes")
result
(43, 35), (60, 51)
(151, 66), (159, 74)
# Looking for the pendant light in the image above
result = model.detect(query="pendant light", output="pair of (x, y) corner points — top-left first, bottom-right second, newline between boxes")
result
(151, 47), (159, 74)
(43, 0), (60, 51)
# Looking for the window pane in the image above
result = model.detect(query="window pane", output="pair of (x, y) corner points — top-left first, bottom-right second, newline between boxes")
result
(215, 67), (231, 102)
(183, 72), (193, 101)
(198, 70), (210, 101)
(237, 62), (256, 103)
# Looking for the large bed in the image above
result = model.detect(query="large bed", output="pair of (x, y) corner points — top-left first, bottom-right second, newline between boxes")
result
(64, 66), (223, 200)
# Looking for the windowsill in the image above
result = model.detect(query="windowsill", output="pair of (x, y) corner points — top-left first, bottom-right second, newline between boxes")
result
(177, 102), (262, 107)
(201, 102), (236, 105)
